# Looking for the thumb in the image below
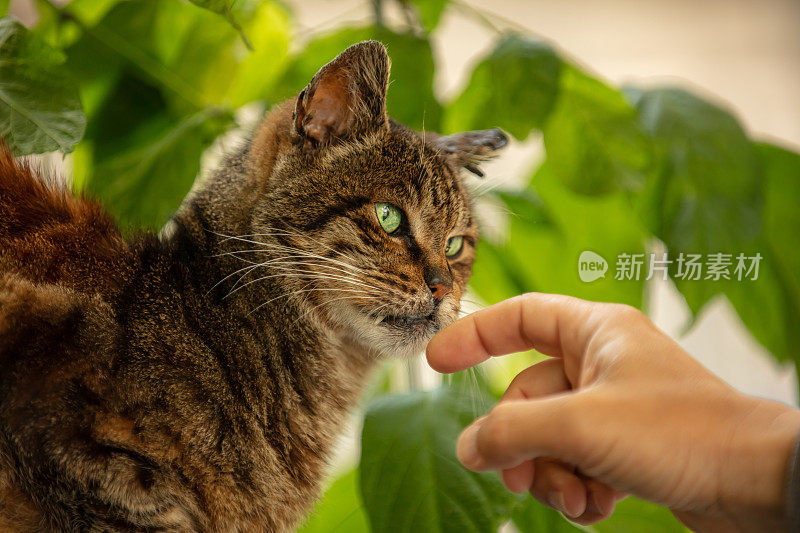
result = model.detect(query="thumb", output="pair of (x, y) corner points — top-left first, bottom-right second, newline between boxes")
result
(457, 397), (583, 471)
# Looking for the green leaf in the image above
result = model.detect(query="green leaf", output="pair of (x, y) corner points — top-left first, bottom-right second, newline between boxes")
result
(65, 0), (289, 114)
(406, 0), (447, 33)
(299, 469), (369, 533)
(717, 142), (800, 363)
(187, 0), (252, 49)
(511, 497), (586, 532)
(153, 0), (289, 110)
(471, 164), (647, 309)
(0, 0), (8, 17)
(29, 1), (66, 49)
(65, 0), (122, 26)
(63, 0), (207, 110)
(629, 87), (761, 315)
(722, 249), (794, 362)
(543, 64), (649, 195)
(360, 387), (521, 533)
(445, 33), (560, 140)
(221, 1), (290, 108)
(0, 17), (86, 154)
(631, 87), (760, 253)
(85, 107), (232, 229)
(593, 497), (687, 533)
(381, 30), (442, 130)
(758, 142), (800, 306)
(271, 27), (442, 130)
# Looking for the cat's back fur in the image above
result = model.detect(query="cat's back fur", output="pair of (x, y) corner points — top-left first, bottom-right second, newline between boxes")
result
(0, 148), (132, 294)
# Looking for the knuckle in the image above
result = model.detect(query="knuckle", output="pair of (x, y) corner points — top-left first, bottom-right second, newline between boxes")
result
(602, 303), (648, 332)
(479, 404), (516, 459)
(608, 303), (642, 321)
(556, 399), (591, 459)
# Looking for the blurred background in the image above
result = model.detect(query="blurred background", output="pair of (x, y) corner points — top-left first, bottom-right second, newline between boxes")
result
(4, 0), (800, 531)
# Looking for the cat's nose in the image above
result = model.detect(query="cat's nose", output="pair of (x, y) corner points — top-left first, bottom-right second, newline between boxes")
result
(428, 282), (452, 301)
(424, 270), (453, 301)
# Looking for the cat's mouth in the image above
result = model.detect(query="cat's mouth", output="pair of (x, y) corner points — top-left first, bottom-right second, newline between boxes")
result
(375, 311), (436, 329)
(339, 301), (454, 358)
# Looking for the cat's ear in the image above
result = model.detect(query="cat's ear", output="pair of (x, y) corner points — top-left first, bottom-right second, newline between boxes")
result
(293, 41), (390, 151)
(429, 128), (509, 177)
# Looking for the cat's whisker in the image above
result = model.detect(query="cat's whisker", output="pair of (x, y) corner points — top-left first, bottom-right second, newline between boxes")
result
(288, 292), (391, 328)
(252, 256), (382, 284)
(250, 290), (379, 318)
(214, 247), (388, 299)
(225, 270), (382, 300)
(256, 266), (383, 293)
(255, 258), (376, 283)
(213, 250), (340, 289)
(265, 246), (366, 274)
(250, 286), (379, 311)
(215, 252), (363, 282)
(207, 261), (264, 295)
(365, 302), (396, 326)
(216, 246), (373, 288)
(227, 263), (269, 292)
(234, 239), (367, 275)
(262, 269), (381, 293)
(256, 224), (354, 259)
(217, 253), (367, 282)
(221, 226), (368, 274)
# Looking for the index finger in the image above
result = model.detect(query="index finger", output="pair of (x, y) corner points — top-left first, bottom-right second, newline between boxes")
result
(426, 292), (596, 373)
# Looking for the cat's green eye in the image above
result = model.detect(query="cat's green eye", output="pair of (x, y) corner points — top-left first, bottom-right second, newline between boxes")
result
(375, 203), (402, 234)
(445, 235), (463, 258)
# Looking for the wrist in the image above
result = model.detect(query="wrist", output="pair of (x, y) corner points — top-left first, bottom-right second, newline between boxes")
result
(718, 395), (800, 529)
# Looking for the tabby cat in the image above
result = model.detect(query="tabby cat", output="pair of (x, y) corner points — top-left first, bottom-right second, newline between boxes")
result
(0, 41), (507, 531)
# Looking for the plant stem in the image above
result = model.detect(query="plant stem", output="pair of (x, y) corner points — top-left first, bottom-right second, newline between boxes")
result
(372, 0), (384, 29)
(450, 0), (532, 35)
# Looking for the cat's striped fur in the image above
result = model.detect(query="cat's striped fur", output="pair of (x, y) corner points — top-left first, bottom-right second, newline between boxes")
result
(0, 41), (507, 531)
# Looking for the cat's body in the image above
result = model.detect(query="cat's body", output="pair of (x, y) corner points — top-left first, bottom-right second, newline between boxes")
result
(0, 42), (506, 531)
(0, 144), (371, 532)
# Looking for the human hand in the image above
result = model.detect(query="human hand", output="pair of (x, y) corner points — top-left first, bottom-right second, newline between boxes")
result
(426, 293), (800, 532)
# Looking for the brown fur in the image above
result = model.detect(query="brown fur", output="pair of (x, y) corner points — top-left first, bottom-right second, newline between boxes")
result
(0, 42), (506, 531)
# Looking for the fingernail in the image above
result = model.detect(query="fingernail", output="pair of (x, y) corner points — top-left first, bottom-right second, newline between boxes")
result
(456, 424), (483, 470)
(588, 491), (605, 515)
(547, 491), (567, 515)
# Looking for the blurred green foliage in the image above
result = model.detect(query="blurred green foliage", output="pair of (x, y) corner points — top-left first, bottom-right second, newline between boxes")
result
(2, 0), (799, 531)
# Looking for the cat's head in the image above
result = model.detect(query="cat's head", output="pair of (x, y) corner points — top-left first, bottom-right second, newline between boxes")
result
(244, 41), (507, 358)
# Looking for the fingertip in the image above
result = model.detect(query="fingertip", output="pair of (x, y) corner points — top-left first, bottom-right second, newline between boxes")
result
(425, 332), (455, 373)
(561, 481), (588, 518)
(456, 423), (485, 471)
(567, 481), (620, 526)
(501, 461), (534, 494)
(585, 480), (619, 518)
(530, 459), (587, 518)
(425, 316), (488, 373)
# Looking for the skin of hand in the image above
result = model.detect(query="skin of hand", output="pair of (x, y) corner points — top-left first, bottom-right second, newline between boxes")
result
(426, 293), (800, 532)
